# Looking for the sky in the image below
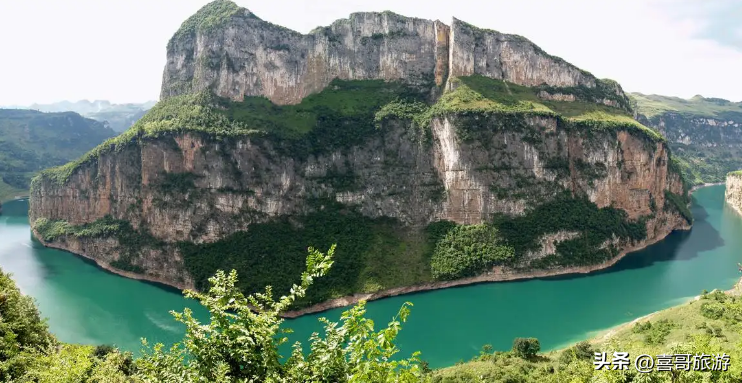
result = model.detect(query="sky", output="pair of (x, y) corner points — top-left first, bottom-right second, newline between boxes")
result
(0, 0), (740, 105)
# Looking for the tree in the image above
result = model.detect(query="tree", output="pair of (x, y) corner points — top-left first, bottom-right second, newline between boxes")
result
(430, 224), (514, 281)
(512, 338), (540, 359)
(134, 244), (425, 382)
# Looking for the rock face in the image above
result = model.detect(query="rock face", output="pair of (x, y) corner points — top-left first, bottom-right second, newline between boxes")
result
(29, 1), (688, 301)
(726, 172), (742, 216)
(30, 116), (688, 290)
(162, 3), (625, 106)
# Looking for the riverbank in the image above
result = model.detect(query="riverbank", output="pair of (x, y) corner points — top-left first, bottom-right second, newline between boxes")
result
(282, 218), (690, 318)
(27, 185), (713, 319)
(594, 274), (742, 344)
(436, 273), (742, 381)
(33, 223), (689, 319)
(282, 185), (709, 317)
(689, 182), (724, 194)
(30, 228), (192, 292)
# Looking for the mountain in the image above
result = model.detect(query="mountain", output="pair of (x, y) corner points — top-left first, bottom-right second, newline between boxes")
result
(29, 0), (690, 311)
(17, 100), (156, 132)
(0, 109), (117, 203)
(632, 93), (742, 185)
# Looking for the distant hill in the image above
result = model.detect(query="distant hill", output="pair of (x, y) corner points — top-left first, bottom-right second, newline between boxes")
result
(631, 93), (742, 185)
(7, 100), (156, 132)
(631, 93), (742, 120)
(0, 109), (116, 202)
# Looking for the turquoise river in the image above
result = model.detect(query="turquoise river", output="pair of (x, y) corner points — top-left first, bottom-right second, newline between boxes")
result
(1, 184), (741, 368)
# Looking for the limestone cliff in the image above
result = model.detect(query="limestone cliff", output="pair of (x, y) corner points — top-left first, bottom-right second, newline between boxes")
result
(162, 1), (629, 109)
(29, 1), (689, 310)
(726, 171), (742, 216)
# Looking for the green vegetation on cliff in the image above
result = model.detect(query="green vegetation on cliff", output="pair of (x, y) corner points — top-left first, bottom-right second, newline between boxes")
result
(429, 224), (514, 281)
(178, 201), (432, 308)
(665, 190), (693, 224)
(176, 190), (656, 301)
(221, 78), (431, 157)
(32, 216), (164, 274)
(32, 79), (430, 187)
(494, 191), (650, 269)
(435, 76), (662, 142)
(169, 0), (244, 48)
(0, 109), (115, 201)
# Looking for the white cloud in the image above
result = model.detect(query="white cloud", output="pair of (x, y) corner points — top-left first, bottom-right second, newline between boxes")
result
(0, 0), (739, 105)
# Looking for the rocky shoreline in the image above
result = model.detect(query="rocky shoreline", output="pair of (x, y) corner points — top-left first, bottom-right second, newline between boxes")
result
(30, 185), (712, 319)
(31, 229), (192, 292)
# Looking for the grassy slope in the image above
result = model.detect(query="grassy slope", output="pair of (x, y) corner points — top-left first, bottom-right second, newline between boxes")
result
(433, 287), (742, 382)
(0, 109), (116, 201)
(436, 76), (662, 141)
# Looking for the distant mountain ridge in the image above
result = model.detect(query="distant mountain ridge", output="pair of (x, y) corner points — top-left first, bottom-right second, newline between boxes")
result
(4, 100), (156, 132)
(631, 92), (742, 185)
(0, 108), (116, 203)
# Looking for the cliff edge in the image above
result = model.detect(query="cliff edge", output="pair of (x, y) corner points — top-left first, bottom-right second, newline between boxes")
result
(29, 1), (690, 312)
(726, 171), (742, 215)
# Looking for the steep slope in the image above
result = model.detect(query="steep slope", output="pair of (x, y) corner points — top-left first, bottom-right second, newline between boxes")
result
(0, 109), (116, 203)
(29, 1), (690, 312)
(632, 93), (742, 185)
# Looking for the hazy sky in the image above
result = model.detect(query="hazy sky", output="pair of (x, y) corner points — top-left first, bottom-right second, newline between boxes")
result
(1, 0), (740, 105)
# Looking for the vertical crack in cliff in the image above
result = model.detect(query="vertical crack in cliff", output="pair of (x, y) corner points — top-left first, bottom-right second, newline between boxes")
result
(433, 20), (450, 87)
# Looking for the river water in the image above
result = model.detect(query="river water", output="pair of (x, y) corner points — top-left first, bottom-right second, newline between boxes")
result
(0, 184), (740, 368)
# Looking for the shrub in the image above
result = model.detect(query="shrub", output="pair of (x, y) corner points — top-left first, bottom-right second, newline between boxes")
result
(512, 338), (540, 359)
(430, 224), (514, 280)
(559, 341), (594, 363)
(701, 301), (725, 320)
